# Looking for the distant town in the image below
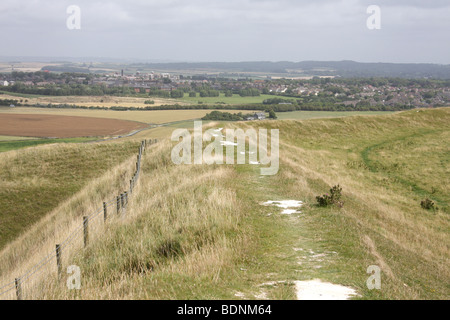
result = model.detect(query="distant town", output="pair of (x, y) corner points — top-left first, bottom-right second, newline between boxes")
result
(1, 69), (449, 112)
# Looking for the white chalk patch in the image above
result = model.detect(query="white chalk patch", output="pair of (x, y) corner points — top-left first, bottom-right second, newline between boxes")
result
(262, 200), (303, 215)
(294, 280), (358, 300)
(263, 200), (303, 209)
(281, 209), (298, 215)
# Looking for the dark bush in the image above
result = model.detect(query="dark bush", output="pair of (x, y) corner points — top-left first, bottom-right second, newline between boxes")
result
(421, 198), (437, 211)
(316, 185), (344, 208)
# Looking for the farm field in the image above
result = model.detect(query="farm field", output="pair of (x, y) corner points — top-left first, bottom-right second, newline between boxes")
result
(0, 108), (447, 300)
(0, 93), (186, 108)
(276, 110), (395, 120)
(0, 92), (285, 107)
(0, 62), (59, 73)
(0, 107), (252, 125)
(177, 92), (285, 105)
(0, 114), (148, 138)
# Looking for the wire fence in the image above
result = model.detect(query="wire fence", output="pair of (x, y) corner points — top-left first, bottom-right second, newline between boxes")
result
(0, 138), (158, 300)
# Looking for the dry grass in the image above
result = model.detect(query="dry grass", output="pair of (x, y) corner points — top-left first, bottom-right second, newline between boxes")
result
(0, 143), (140, 299)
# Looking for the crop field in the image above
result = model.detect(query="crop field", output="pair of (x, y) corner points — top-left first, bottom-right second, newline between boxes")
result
(1, 92), (283, 107)
(0, 114), (148, 138)
(0, 62), (59, 73)
(177, 93), (284, 105)
(0, 93), (186, 108)
(0, 106), (252, 125)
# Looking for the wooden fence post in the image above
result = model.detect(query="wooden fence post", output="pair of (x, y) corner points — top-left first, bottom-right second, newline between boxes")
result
(55, 244), (62, 279)
(116, 195), (120, 214)
(15, 278), (22, 300)
(83, 216), (89, 248)
(103, 202), (107, 223)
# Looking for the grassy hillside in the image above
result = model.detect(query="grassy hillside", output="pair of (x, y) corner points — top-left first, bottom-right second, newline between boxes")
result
(0, 137), (97, 153)
(0, 141), (139, 249)
(0, 108), (448, 300)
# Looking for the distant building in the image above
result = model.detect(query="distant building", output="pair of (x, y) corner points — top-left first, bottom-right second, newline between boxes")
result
(246, 112), (266, 121)
(2, 81), (9, 86)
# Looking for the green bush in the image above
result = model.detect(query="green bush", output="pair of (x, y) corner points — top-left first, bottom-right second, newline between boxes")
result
(421, 198), (438, 211)
(316, 185), (344, 208)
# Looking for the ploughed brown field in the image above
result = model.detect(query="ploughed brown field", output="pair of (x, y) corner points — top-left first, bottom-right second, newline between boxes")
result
(0, 114), (148, 138)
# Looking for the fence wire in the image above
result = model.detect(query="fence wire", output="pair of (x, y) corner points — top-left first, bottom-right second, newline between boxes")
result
(0, 139), (157, 299)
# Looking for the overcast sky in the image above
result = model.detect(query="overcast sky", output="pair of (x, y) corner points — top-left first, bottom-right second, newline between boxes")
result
(1, 0), (449, 64)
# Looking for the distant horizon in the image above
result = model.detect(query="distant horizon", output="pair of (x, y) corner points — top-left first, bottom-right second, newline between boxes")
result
(1, 56), (449, 66)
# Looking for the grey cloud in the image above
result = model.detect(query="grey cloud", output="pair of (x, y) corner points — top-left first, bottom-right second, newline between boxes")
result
(1, 0), (449, 63)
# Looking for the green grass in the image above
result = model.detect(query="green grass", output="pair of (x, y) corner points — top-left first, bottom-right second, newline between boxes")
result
(230, 107), (450, 299)
(0, 141), (139, 249)
(178, 93), (281, 105)
(0, 135), (38, 141)
(0, 137), (97, 153)
(0, 90), (46, 99)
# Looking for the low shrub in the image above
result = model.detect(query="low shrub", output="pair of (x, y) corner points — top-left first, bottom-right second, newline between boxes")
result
(421, 198), (438, 211)
(316, 185), (344, 208)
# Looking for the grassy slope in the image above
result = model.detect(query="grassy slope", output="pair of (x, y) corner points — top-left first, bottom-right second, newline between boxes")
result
(232, 108), (449, 299)
(0, 138), (97, 153)
(0, 141), (139, 249)
(1, 108), (448, 300)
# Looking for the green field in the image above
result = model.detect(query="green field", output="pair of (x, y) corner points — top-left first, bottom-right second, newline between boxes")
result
(0, 135), (37, 141)
(0, 90), (45, 99)
(0, 137), (97, 153)
(178, 93), (286, 105)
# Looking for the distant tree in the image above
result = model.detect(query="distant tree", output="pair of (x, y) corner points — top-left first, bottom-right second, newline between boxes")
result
(268, 109), (277, 119)
(170, 90), (184, 98)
